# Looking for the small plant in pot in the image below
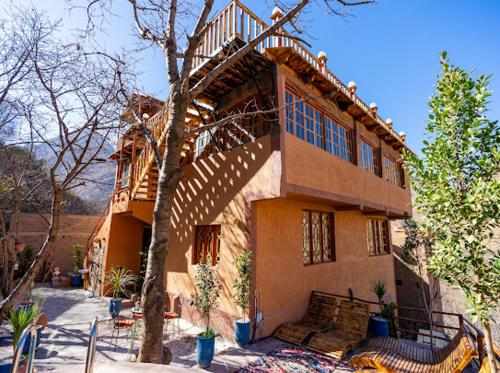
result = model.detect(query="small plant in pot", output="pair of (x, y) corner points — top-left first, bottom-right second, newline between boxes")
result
(370, 279), (390, 337)
(232, 250), (252, 346)
(190, 261), (221, 369)
(71, 244), (84, 287)
(105, 266), (137, 317)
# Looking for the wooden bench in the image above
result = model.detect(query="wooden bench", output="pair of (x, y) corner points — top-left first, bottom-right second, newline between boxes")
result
(273, 291), (338, 345)
(349, 329), (478, 373)
(306, 300), (370, 359)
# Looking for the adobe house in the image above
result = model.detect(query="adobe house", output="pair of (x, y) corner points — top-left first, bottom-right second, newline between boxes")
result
(89, 1), (412, 340)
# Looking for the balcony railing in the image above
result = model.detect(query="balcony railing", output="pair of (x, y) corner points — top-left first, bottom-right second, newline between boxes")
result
(192, 0), (404, 146)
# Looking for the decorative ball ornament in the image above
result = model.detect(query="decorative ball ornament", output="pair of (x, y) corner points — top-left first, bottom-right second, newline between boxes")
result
(348, 81), (357, 92)
(271, 7), (283, 20)
(385, 118), (393, 129)
(399, 131), (406, 142)
(317, 51), (328, 62)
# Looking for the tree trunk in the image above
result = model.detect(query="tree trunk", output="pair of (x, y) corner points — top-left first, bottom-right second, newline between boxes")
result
(483, 321), (499, 373)
(138, 91), (187, 364)
(0, 235), (16, 299)
(0, 191), (63, 322)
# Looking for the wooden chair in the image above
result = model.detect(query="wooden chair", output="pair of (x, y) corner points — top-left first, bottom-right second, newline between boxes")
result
(306, 300), (370, 359)
(349, 329), (478, 373)
(273, 291), (338, 345)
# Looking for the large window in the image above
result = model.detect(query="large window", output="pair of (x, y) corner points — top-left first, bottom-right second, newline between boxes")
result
(331, 121), (354, 162)
(360, 140), (381, 176)
(285, 88), (353, 163)
(366, 219), (390, 256)
(193, 225), (221, 265)
(383, 156), (404, 187)
(302, 210), (335, 265)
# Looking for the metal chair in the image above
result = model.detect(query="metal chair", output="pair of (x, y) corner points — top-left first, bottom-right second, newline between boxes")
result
(164, 296), (182, 335)
(110, 316), (135, 349)
(11, 324), (37, 373)
(85, 317), (99, 373)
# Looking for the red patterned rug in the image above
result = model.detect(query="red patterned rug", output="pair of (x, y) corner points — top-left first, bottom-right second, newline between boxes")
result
(236, 346), (351, 372)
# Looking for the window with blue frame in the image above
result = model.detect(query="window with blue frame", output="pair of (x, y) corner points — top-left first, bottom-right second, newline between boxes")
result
(284, 87), (353, 163)
(360, 140), (381, 176)
(285, 91), (294, 134)
(294, 99), (305, 140)
(305, 104), (315, 145)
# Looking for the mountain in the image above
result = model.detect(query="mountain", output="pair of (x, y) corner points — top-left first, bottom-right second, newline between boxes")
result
(33, 133), (116, 210)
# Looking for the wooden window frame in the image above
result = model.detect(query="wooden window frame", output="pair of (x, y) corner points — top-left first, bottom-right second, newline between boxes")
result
(192, 225), (221, 266)
(302, 210), (336, 266)
(284, 86), (354, 164)
(383, 155), (404, 188)
(360, 138), (381, 177)
(366, 218), (390, 256)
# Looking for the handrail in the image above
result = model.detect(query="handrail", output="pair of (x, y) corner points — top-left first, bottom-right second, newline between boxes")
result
(191, 0), (405, 147)
(85, 317), (99, 373)
(11, 324), (37, 373)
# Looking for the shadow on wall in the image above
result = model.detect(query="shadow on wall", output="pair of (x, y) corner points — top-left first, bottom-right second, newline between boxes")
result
(170, 138), (273, 273)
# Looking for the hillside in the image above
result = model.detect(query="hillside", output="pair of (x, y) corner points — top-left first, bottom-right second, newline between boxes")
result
(33, 133), (116, 209)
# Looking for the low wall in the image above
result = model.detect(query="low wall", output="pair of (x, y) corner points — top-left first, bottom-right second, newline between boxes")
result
(15, 213), (99, 276)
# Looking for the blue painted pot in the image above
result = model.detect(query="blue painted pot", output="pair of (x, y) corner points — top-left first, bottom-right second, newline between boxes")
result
(371, 316), (389, 337)
(196, 334), (215, 368)
(108, 299), (122, 316)
(235, 319), (251, 346)
(22, 325), (42, 355)
(71, 274), (83, 287)
(0, 355), (26, 373)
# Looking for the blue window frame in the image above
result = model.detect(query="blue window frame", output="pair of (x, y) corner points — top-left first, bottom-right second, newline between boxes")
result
(285, 91), (294, 134)
(305, 104), (315, 144)
(295, 100), (305, 140)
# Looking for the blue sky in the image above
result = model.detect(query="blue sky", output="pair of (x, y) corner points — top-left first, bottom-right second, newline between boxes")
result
(16, 0), (500, 152)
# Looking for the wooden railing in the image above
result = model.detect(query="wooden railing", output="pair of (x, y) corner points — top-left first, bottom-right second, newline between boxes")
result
(192, 0), (404, 146)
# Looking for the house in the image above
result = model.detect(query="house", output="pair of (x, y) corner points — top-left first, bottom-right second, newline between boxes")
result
(88, 1), (412, 340)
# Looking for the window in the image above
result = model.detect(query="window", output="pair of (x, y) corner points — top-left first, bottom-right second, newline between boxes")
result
(360, 140), (381, 176)
(285, 89), (354, 162)
(331, 122), (354, 162)
(193, 128), (216, 160)
(366, 219), (390, 256)
(285, 91), (294, 134)
(383, 156), (404, 187)
(302, 210), (335, 265)
(193, 225), (221, 265)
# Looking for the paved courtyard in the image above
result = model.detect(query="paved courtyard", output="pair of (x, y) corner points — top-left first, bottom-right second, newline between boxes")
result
(0, 286), (354, 372)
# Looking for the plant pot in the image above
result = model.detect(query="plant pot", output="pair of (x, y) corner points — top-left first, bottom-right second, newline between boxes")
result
(22, 325), (43, 355)
(71, 274), (83, 287)
(234, 319), (251, 346)
(370, 316), (389, 337)
(196, 333), (215, 368)
(0, 355), (26, 373)
(109, 298), (122, 316)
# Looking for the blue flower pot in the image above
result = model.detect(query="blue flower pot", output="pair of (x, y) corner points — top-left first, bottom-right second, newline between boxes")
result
(109, 299), (122, 316)
(370, 316), (389, 337)
(235, 319), (251, 346)
(22, 325), (42, 355)
(0, 355), (26, 373)
(71, 274), (83, 287)
(196, 334), (215, 368)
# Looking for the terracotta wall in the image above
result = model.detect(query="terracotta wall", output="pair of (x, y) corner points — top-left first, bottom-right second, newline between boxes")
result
(166, 135), (281, 339)
(254, 198), (398, 337)
(15, 213), (99, 275)
(276, 64), (411, 216)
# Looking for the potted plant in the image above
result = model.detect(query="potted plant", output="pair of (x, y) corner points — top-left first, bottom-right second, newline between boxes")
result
(232, 250), (252, 346)
(71, 244), (84, 287)
(370, 280), (390, 337)
(105, 266), (137, 316)
(190, 261), (221, 368)
(8, 302), (41, 354)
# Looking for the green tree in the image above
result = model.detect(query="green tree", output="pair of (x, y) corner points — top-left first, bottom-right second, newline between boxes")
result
(404, 52), (499, 371)
(233, 250), (252, 322)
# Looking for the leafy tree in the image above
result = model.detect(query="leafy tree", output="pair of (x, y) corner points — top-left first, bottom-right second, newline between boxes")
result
(404, 52), (499, 371)
(190, 261), (221, 338)
(233, 250), (252, 322)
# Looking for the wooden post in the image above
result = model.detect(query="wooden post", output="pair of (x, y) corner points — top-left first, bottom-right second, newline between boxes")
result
(317, 51), (327, 75)
(270, 7), (283, 47)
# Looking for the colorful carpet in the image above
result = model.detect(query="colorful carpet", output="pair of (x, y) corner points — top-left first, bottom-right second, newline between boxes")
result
(236, 346), (345, 372)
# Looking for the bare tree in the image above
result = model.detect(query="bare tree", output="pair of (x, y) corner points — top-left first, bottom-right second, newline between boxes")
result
(84, 0), (373, 363)
(0, 8), (128, 320)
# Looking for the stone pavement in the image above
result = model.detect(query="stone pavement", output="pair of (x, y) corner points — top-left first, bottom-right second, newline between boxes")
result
(1, 286), (354, 372)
